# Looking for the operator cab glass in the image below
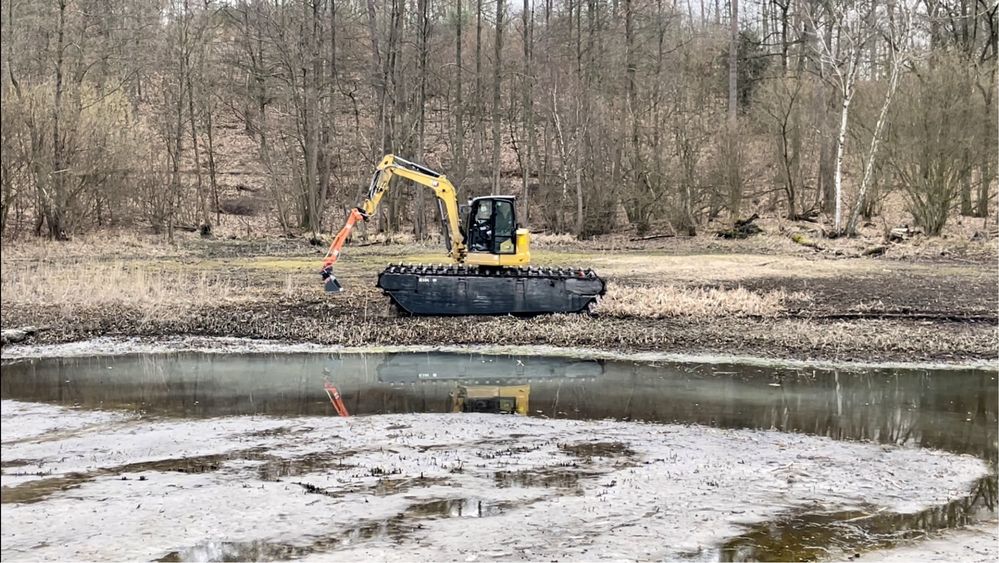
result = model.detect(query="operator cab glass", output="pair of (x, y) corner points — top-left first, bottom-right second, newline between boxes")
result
(493, 200), (514, 254)
(466, 197), (516, 255)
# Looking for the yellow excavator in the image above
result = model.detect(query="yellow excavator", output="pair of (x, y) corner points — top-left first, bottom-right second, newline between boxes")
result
(320, 154), (605, 315)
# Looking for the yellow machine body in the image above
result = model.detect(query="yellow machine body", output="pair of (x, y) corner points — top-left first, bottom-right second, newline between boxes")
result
(451, 384), (530, 415)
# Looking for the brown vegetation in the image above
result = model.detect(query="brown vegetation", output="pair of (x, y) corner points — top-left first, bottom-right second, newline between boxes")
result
(2, 233), (995, 363)
(596, 284), (808, 319)
(1, 262), (245, 320)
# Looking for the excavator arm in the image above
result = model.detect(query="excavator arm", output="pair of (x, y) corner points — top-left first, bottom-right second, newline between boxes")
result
(321, 155), (467, 292)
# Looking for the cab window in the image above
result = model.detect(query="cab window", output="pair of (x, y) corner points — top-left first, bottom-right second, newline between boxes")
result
(493, 200), (515, 254)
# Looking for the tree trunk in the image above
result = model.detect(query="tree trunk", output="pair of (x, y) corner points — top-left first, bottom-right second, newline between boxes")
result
(978, 68), (995, 217)
(48, 0), (67, 240)
(728, 0), (738, 122)
(727, 0), (741, 217)
(575, 151), (584, 236)
(455, 0), (466, 193)
(833, 94), (851, 233)
(846, 53), (902, 235)
(415, 0), (429, 240)
(473, 0), (483, 197)
(521, 0), (534, 225)
(302, 0), (322, 234)
(205, 98), (220, 226)
(183, 1), (209, 232)
(959, 160), (974, 215)
(491, 0), (505, 194)
(817, 15), (836, 214)
(365, 0), (385, 156)
(625, 0), (641, 225)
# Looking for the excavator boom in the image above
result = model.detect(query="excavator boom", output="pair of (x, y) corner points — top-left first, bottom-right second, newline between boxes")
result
(321, 207), (366, 292)
(321, 155), (466, 291)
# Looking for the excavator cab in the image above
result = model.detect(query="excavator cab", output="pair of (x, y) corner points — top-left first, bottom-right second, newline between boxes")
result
(463, 196), (517, 255)
(461, 196), (531, 268)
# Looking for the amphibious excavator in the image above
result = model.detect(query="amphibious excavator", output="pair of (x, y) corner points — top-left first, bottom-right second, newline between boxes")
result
(320, 154), (605, 315)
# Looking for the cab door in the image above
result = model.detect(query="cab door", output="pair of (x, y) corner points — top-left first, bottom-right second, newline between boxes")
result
(466, 198), (516, 255)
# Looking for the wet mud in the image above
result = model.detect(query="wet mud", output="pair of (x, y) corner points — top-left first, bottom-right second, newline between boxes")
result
(1, 449), (269, 504)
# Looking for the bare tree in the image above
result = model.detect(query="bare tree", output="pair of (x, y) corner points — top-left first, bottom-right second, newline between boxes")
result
(887, 53), (979, 236)
(811, 0), (877, 234)
(491, 0), (506, 194)
(845, 2), (913, 236)
(0, 0), (992, 242)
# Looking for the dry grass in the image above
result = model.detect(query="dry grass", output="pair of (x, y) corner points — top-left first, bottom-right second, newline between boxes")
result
(596, 283), (806, 319)
(531, 232), (582, 248)
(1, 261), (244, 319)
(1, 232), (188, 261)
(357, 231), (420, 245)
(585, 250), (991, 283)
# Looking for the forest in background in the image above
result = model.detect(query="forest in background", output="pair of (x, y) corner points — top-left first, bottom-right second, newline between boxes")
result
(0, 0), (996, 242)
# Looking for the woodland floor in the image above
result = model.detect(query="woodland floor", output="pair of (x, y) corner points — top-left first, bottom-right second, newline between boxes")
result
(1, 228), (996, 363)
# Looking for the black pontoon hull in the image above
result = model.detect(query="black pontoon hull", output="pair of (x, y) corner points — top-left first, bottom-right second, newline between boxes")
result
(377, 264), (606, 315)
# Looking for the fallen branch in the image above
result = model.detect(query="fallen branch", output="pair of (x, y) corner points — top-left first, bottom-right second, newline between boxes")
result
(863, 245), (887, 257)
(629, 233), (676, 242)
(790, 232), (824, 251)
(716, 214), (762, 239)
(888, 225), (921, 242)
(1, 326), (44, 346)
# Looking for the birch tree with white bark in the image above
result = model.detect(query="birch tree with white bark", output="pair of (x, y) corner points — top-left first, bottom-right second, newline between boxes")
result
(844, 1), (915, 236)
(810, 0), (878, 235)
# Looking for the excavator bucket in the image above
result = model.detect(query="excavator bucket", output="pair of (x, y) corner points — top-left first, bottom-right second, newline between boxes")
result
(321, 266), (343, 293)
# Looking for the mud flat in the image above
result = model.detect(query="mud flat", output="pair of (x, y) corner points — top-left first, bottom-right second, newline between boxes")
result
(0, 400), (991, 561)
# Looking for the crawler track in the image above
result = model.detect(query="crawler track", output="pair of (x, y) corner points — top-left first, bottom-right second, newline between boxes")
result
(377, 264), (606, 316)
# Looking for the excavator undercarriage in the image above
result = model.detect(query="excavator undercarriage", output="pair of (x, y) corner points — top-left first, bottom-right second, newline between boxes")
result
(378, 264), (604, 315)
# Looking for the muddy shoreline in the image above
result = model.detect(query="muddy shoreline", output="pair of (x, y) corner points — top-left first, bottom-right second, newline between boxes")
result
(2, 336), (997, 372)
(2, 301), (996, 364)
(1, 401), (992, 561)
(3, 331), (996, 561)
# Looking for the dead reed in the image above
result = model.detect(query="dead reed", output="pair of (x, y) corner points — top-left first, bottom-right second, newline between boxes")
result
(1, 261), (241, 319)
(595, 283), (805, 318)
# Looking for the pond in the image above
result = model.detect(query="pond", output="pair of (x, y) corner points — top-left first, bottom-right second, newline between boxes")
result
(1, 350), (996, 561)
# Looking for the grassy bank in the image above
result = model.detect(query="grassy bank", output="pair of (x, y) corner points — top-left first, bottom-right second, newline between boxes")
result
(1, 232), (996, 362)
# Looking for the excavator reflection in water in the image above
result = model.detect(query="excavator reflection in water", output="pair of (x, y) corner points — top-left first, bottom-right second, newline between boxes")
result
(452, 385), (530, 415)
(373, 352), (604, 416)
(321, 155), (605, 315)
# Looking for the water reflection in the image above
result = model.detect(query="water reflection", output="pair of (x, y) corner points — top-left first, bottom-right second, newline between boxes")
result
(2, 353), (993, 462)
(719, 474), (998, 562)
